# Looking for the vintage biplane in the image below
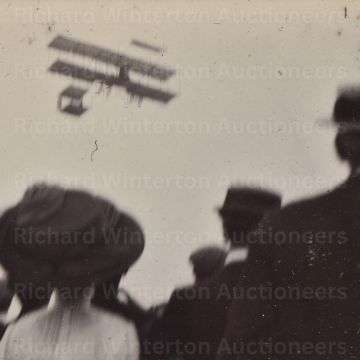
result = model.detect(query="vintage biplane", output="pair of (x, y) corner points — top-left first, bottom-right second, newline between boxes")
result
(48, 35), (176, 116)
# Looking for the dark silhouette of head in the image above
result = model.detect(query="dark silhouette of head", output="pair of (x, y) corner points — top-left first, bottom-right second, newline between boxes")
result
(333, 87), (360, 173)
(218, 187), (282, 248)
(221, 212), (263, 248)
(189, 246), (226, 283)
(335, 131), (360, 170)
(0, 183), (145, 313)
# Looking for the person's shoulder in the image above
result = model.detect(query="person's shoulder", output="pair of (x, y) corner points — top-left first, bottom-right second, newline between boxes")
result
(249, 190), (338, 253)
(91, 307), (139, 358)
(8, 306), (48, 332)
(172, 285), (193, 297)
(163, 287), (185, 307)
(291, 190), (334, 208)
(0, 306), (48, 351)
(92, 305), (137, 330)
(168, 284), (211, 304)
(263, 188), (337, 227)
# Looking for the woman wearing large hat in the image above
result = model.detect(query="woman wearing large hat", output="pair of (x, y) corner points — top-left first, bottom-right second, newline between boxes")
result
(0, 183), (144, 360)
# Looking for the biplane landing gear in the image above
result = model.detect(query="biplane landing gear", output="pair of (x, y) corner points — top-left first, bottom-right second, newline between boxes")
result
(57, 86), (88, 116)
(126, 93), (143, 107)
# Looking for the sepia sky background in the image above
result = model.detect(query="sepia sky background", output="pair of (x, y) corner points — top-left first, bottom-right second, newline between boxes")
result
(0, 0), (360, 308)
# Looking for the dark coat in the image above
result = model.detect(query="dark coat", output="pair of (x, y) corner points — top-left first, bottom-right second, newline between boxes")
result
(0, 207), (52, 317)
(219, 177), (360, 360)
(201, 261), (248, 360)
(144, 283), (212, 360)
(146, 261), (246, 360)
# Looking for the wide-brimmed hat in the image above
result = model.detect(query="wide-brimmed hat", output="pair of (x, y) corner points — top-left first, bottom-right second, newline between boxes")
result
(0, 183), (145, 287)
(318, 86), (360, 132)
(217, 186), (281, 218)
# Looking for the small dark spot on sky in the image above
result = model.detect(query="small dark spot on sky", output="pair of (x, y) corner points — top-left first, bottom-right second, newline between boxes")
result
(344, 6), (347, 19)
(91, 140), (99, 162)
(278, 70), (283, 76)
(337, 30), (342, 36)
(47, 22), (55, 33)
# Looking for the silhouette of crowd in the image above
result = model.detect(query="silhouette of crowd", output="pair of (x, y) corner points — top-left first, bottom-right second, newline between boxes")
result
(0, 87), (359, 359)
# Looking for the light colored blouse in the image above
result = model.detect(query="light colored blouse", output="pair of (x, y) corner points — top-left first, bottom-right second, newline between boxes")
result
(0, 292), (139, 360)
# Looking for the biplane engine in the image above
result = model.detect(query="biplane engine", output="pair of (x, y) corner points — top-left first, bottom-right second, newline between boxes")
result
(57, 86), (88, 116)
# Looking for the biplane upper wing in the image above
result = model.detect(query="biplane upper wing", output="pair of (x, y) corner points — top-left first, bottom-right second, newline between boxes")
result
(49, 36), (175, 81)
(49, 60), (176, 104)
(131, 39), (163, 53)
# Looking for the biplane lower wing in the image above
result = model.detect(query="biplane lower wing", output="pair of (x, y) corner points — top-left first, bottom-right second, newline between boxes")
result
(126, 82), (175, 103)
(49, 60), (112, 83)
(49, 60), (176, 104)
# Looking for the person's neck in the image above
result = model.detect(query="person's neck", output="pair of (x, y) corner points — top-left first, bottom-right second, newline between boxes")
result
(54, 287), (93, 312)
(229, 243), (248, 250)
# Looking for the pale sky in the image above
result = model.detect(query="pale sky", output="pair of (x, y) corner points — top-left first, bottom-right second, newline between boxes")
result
(0, 0), (359, 307)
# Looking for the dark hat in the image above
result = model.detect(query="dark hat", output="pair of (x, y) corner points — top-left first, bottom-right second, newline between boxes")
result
(0, 183), (145, 287)
(217, 187), (282, 218)
(318, 86), (360, 131)
(333, 87), (360, 131)
(189, 246), (226, 278)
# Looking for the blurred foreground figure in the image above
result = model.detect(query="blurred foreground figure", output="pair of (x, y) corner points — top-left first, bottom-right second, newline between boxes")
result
(145, 245), (226, 360)
(0, 204), (52, 317)
(0, 278), (12, 339)
(217, 187), (282, 292)
(145, 189), (281, 360)
(0, 279), (12, 314)
(0, 184), (144, 360)
(147, 245), (226, 358)
(200, 188), (281, 360)
(219, 88), (360, 360)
